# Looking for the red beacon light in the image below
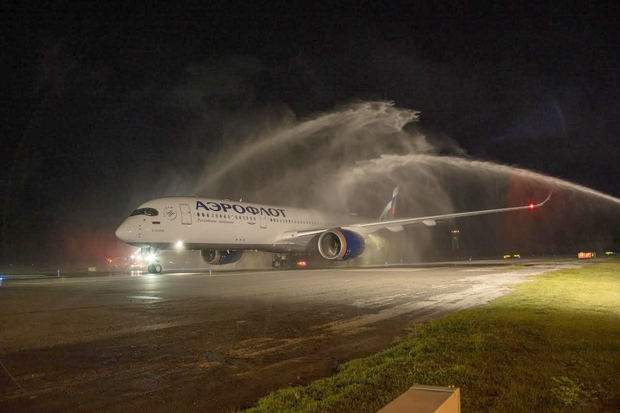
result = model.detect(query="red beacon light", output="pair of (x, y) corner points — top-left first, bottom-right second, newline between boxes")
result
(528, 202), (535, 210)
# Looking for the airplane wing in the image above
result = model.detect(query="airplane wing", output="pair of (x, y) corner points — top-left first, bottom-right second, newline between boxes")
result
(276, 193), (551, 244)
(350, 192), (552, 233)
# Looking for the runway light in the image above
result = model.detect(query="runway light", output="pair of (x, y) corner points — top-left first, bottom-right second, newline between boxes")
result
(296, 260), (307, 267)
(175, 240), (184, 250)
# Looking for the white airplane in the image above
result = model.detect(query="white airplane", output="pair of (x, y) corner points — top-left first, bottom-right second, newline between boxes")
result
(115, 189), (551, 273)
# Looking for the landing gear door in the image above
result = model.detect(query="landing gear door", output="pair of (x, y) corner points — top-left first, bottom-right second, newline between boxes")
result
(179, 203), (192, 225)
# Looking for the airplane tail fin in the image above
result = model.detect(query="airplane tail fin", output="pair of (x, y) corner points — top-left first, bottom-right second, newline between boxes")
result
(379, 186), (400, 221)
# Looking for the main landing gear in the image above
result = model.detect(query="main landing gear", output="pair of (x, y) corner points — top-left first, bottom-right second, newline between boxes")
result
(272, 253), (312, 269)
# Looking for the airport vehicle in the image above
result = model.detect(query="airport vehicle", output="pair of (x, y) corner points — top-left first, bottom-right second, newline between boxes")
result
(577, 251), (596, 259)
(115, 189), (551, 273)
(105, 255), (144, 271)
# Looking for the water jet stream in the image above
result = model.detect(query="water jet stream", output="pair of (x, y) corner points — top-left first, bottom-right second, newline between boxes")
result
(192, 101), (618, 260)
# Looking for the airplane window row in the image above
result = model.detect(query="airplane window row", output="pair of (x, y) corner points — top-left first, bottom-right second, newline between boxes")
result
(194, 211), (323, 225)
(270, 218), (321, 225)
(197, 212), (256, 221)
(130, 208), (159, 217)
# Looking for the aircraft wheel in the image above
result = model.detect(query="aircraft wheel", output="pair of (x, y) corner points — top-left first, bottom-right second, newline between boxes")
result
(147, 264), (155, 273)
(154, 264), (163, 273)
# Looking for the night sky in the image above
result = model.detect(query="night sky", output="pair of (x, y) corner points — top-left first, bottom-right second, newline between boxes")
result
(2, 2), (619, 265)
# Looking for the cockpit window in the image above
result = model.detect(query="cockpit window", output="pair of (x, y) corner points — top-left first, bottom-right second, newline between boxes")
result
(130, 208), (159, 217)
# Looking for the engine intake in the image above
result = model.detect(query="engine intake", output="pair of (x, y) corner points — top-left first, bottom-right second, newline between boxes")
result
(201, 249), (243, 265)
(317, 229), (365, 260)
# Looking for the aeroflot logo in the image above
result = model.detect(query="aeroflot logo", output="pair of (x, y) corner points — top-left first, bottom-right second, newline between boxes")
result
(196, 201), (287, 217)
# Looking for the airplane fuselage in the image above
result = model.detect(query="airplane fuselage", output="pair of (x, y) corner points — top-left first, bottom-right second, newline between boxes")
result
(115, 197), (362, 253)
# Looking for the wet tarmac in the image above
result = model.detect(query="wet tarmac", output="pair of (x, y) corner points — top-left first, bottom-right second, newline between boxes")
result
(0, 261), (577, 412)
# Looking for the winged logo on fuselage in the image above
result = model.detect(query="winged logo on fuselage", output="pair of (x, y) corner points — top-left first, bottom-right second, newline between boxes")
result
(164, 206), (177, 220)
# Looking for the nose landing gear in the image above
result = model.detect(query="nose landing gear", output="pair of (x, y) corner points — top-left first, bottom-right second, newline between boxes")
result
(141, 247), (162, 273)
(147, 263), (163, 273)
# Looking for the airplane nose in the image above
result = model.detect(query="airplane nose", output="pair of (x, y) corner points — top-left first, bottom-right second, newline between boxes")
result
(115, 222), (132, 242)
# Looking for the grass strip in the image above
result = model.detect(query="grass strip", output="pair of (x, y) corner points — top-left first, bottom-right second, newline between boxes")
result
(245, 261), (620, 412)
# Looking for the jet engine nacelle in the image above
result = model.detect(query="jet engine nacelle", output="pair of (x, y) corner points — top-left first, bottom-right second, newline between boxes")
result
(317, 229), (365, 260)
(200, 249), (243, 265)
